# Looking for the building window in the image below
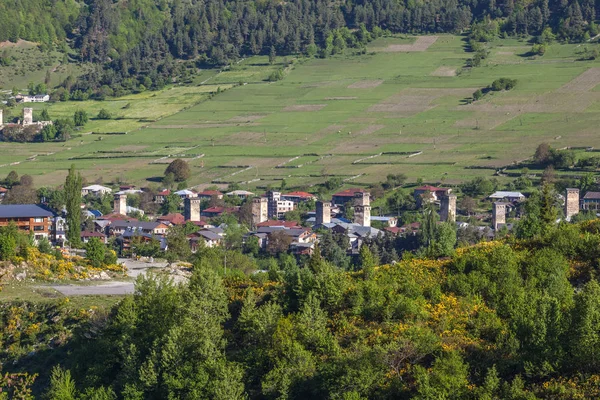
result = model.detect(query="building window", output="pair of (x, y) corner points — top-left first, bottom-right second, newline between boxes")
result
(34, 217), (44, 223)
(34, 226), (45, 231)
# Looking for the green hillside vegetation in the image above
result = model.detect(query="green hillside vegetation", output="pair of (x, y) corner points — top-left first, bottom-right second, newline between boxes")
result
(3, 36), (600, 190)
(4, 218), (600, 398)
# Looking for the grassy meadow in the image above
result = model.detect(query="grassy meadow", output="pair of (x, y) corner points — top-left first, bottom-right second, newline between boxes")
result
(2, 35), (600, 189)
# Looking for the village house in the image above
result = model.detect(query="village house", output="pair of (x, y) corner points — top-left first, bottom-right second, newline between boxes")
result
(15, 94), (50, 103)
(201, 206), (239, 218)
(281, 191), (317, 203)
(226, 190), (254, 199)
(413, 185), (452, 206)
(157, 213), (186, 226)
(188, 229), (223, 251)
(0, 186), (7, 201)
(331, 188), (369, 206)
(108, 220), (169, 237)
(175, 189), (196, 200)
(81, 184), (113, 197)
(582, 191), (600, 210)
(489, 191), (525, 202)
(196, 190), (224, 200)
(266, 191), (295, 219)
(154, 189), (171, 203)
(0, 204), (54, 241)
(80, 231), (107, 244)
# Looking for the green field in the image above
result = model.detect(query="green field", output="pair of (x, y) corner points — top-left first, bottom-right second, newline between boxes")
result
(3, 35), (600, 189)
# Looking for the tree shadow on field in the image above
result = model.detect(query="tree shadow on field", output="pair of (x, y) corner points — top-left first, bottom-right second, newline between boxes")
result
(146, 176), (164, 183)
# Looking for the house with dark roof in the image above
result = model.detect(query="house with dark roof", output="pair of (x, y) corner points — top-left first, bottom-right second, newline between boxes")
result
(256, 220), (302, 228)
(582, 191), (600, 210)
(201, 206), (239, 218)
(109, 220), (169, 237)
(0, 204), (54, 241)
(188, 229), (223, 251)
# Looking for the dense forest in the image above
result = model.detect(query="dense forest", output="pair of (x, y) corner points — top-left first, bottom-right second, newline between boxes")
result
(0, 0), (598, 97)
(4, 215), (600, 398)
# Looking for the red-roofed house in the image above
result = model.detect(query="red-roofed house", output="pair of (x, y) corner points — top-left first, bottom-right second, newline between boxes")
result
(0, 186), (7, 201)
(157, 213), (186, 226)
(201, 206), (239, 218)
(282, 191), (317, 203)
(196, 190), (224, 200)
(413, 185), (452, 206)
(154, 189), (171, 204)
(256, 220), (302, 228)
(332, 188), (369, 206)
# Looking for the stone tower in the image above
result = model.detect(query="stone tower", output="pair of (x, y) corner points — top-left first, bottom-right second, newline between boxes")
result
(353, 191), (371, 227)
(565, 188), (580, 221)
(266, 191), (281, 219)
(440, 194), (457, 223)
(492, 202), (506, 230)
(184, 197), (201, 222)
(316, 200), (331, 225)
(252, 197), (268, 227)
(114, 194), (127, 216)
(23, 108), (33, 126)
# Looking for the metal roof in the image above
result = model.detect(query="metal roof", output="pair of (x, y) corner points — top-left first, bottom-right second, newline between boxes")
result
(0, 204), (54, 218)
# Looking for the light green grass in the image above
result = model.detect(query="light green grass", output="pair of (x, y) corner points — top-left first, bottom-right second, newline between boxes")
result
(3, 35), (600, 190)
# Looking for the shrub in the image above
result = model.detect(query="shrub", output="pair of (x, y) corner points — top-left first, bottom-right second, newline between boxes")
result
(97, 109), (111, 120)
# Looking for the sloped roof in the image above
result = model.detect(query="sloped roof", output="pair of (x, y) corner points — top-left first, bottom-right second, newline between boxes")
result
(157, 213), (185, 225)
(333, 188), (368, 197)
(584, 192), (600, 200)
(0, 204), (53, 218)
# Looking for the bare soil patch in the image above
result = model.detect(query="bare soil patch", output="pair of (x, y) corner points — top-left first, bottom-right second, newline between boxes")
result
(346, 117), (378, 123)
(431, 66), (457, 77)
(158, 123), (259, 128)
(380, 36), (438, 52)
(325, 96), (358, 100)
(496, 51), (514, 56)
(369, 88), (475, 115)
(557, 68), (600, 93)
(227, 114), (267, 123)
(0, 39), (30, 48)
(356, 125), (385, 135)
(348, 80), (383, 89)
(283, 104), (327, 112)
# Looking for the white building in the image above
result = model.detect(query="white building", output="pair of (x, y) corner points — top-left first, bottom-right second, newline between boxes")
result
(81, 185), (113, 197)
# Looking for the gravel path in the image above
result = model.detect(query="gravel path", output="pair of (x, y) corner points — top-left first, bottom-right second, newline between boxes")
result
(49, 258), (175, 296)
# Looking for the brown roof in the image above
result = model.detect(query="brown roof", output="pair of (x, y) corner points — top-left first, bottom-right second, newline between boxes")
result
(197, 190), (222, 196)
(584, 191), (600, 200)
(256, 220), (301, 228)
(415, 185), (449, 192)
(157, 213), (185, 225)
(97, 213), (139, 222)
(333, 188), (368, 197)
(283, 191), (316, 199)
(81, 231), (106, 237)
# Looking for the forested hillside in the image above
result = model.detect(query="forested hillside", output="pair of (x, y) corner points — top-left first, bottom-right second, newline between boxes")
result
(1, 0), (598, 97)
(4, 220), (600, 398)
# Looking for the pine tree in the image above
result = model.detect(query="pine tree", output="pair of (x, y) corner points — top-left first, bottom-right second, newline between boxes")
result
(65, 164), (82, 247)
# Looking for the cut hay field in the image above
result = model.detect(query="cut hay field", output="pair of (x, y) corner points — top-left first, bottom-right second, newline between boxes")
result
(3, 36), (600, 190)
